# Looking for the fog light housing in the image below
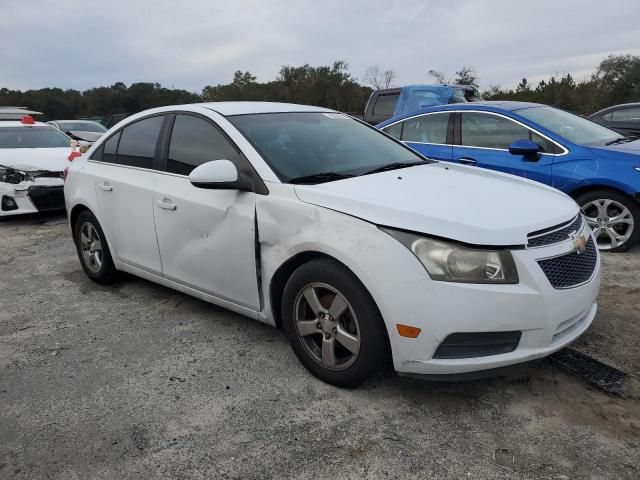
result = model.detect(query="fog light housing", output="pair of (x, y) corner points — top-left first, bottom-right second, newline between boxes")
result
(433, 331), (522, 359)
(1, 195), (18, 211)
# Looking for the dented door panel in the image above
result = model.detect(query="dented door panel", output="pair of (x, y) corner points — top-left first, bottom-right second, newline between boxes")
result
(153, 173), (260, 310)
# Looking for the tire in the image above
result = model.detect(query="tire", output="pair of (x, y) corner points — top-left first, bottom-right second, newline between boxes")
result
(576, 189), (639, 252)
(281, 258), (388, 387)
(73, 210), (118, 284)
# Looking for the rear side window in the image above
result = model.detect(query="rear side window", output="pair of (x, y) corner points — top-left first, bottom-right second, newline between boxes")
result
(373, 94), (399, 117)
(167, 115), (241, 176)
(116, 116), (164, 169)
(401, 113), (450, 144)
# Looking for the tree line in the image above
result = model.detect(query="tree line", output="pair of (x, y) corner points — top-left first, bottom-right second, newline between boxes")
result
(1, 55), (638, 121)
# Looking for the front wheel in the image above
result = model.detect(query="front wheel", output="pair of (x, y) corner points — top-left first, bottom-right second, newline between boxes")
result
(577, 190), (639, 252)
(281, 259), (388, 387)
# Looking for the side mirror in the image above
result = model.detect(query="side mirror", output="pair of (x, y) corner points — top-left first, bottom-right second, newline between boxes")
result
(189, 159), (252, 191)
(508, 139), (541, 161)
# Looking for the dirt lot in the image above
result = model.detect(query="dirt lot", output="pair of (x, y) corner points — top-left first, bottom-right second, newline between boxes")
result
(1, 212), (639, 480)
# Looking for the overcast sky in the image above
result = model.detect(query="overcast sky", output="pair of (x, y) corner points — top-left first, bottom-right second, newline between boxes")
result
(2, 0), (639, 92)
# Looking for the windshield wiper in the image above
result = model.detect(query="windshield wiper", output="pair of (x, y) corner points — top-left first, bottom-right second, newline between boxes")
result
(605, 136), (635, 146)
(361, 161), (425, 176)
(288, 172), (355, 184)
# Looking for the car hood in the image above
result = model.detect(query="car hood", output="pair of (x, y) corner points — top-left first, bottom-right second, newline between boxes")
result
(294, 163), (579, 246)
(0, 148), (70, 172)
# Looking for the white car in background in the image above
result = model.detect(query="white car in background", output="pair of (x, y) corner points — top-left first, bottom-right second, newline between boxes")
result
(64, 102), (601, 387)
(1, 107), (71, 216)
(47, 120), (107, 145)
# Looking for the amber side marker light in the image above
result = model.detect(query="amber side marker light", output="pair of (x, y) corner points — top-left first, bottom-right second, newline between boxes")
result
(396, 324), (421, 338)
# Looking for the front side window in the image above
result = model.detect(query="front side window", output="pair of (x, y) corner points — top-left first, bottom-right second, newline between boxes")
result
(0, 126), (69, 149)
(229, 112), (424, 182)
(401, 113), (450, 144)
(116, 116), (164, 169)
(461, 112), (555, 153)
(167, 115), (241, 176)
(517, 106), (620, 146)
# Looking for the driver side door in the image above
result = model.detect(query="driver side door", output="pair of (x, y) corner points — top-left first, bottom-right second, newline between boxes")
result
(452, 111), (555, 185)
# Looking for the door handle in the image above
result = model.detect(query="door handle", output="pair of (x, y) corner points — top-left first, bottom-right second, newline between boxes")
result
(458, 157), (477, 166)
(157, 199), (177, 211)
(99, 182), (113, 191)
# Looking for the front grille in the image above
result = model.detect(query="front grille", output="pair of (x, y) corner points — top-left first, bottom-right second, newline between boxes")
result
(527, 215), (583, 248)
(28, 185), (65, 211)
(538, 236), (598, 289)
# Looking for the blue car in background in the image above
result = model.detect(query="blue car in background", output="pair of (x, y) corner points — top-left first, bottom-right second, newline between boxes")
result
(377, 101), (640, 252)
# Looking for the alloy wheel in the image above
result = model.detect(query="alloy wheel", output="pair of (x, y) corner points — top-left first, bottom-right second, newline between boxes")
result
(79, 222), (104, 273)
(293, 283), (361, 370)
(581, 199), (635, 251)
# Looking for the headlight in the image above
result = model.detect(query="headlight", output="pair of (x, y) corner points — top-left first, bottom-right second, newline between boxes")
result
(382, 228), (519, 284)
(0, 167), (28, 184)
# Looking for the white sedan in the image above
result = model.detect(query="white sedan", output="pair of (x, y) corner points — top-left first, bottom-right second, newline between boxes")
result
(64, 102), (601, 386)
(1, 111), (71, 216)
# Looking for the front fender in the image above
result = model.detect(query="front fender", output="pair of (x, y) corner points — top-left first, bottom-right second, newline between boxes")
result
(256, 185), (429, 368)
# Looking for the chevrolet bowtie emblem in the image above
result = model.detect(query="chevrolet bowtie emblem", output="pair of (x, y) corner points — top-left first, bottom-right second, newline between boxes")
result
(573, 234), (588, 254)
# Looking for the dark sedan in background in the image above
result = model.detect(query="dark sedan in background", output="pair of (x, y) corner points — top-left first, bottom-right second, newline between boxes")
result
(589, 102), (640, 137)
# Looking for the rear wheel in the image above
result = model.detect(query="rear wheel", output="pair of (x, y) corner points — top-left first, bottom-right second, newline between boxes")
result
(577, 190), (639, 252)
(281, 258), (388, 387)
(73, 210), (118, 283)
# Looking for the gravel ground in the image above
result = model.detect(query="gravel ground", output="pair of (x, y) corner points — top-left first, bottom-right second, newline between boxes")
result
(1, 212), (639, 480)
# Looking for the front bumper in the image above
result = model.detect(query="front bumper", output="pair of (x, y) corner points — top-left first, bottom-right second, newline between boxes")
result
(0, 179), (65, 216)
(380, 232), (601, 376)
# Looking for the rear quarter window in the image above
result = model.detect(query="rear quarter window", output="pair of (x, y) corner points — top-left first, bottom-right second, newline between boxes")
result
(115, 116), (164, 169)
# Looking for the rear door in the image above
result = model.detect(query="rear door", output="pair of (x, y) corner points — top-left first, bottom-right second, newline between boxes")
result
(152, 113), (260, 310)
(452, 111), (555, 185)
(91, 115), (165, 274)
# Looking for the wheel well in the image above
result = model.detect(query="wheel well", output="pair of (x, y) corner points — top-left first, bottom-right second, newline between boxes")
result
(269, 251), (335, 329)
(569, 185), (631, 202)
(69, 204), (90, 233)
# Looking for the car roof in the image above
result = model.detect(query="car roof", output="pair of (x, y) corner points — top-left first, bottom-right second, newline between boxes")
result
(199, 101), (335, 116)
(377, 101), (546, 127)
(590, 102), (640, 117)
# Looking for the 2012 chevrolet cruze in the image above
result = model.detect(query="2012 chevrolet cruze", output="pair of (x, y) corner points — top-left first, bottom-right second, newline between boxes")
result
(64, 102), (601, 387)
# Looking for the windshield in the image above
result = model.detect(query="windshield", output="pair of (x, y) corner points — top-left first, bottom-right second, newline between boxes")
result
(57, 121), (107, 133)
(517, 106), (621, 146)
(228, 112), (425, 182)
(0, 126), (70, 148)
